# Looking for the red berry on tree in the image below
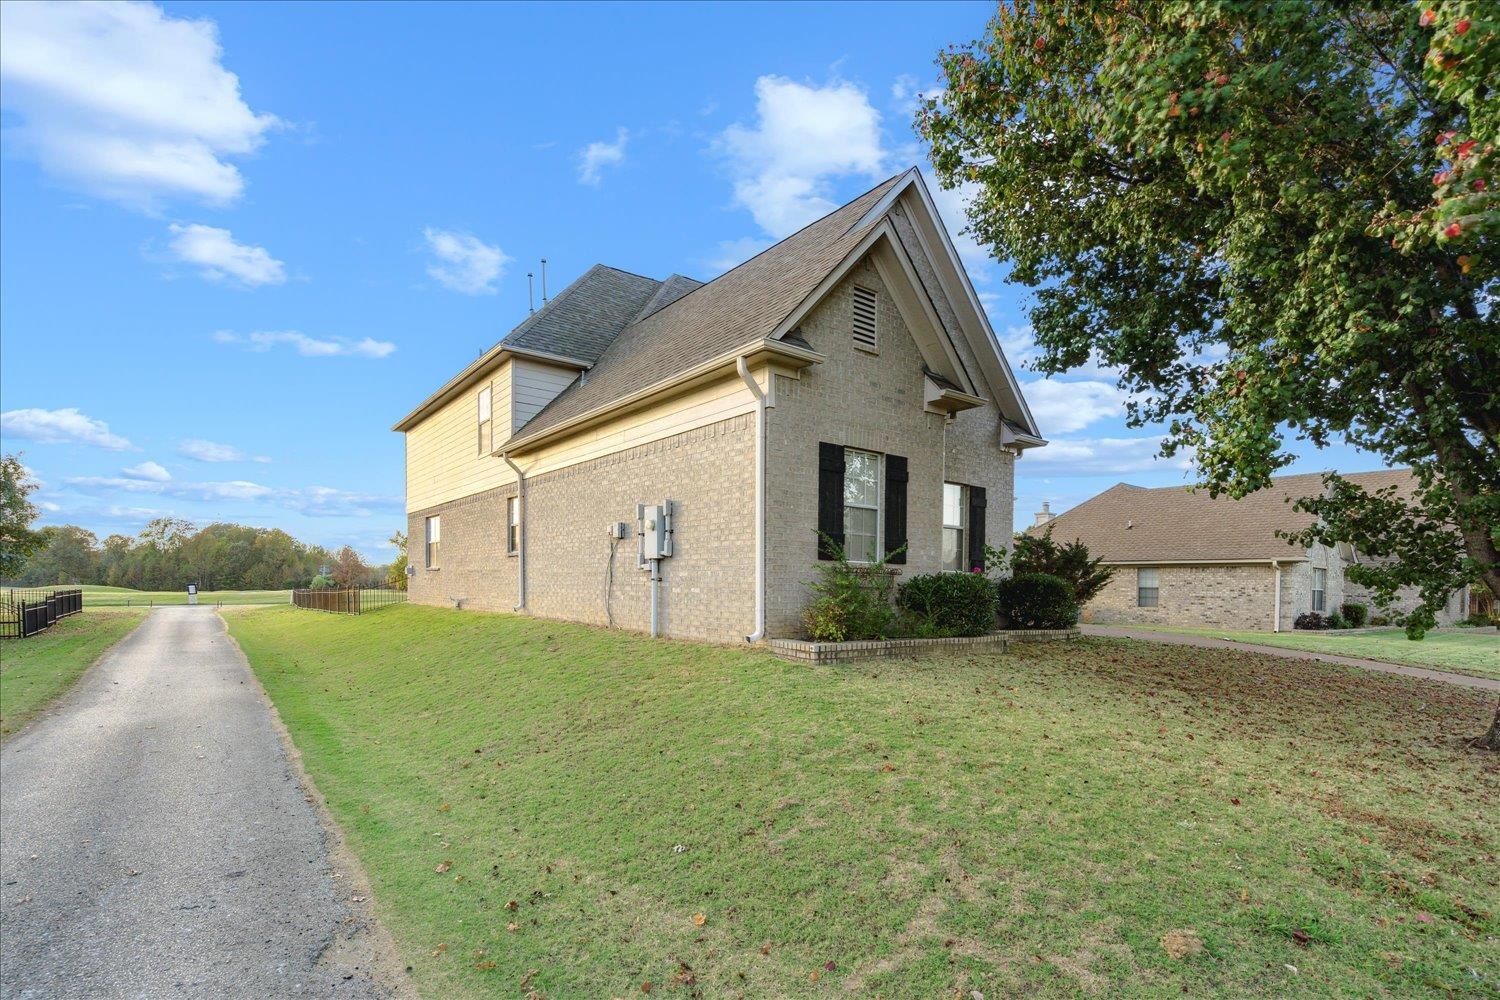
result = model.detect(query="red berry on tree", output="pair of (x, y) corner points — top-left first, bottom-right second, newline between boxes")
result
(1455, 18), (1470, 34)
(1444, 222), (1462, 238)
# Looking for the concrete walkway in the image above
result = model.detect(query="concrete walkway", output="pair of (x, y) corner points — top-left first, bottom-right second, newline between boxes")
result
(0, 608), (402, 999)
(1080, 624), (1500, 692)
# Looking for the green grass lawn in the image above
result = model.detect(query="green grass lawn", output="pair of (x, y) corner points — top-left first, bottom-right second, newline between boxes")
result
(226, 605), (1499, 999)
(0, 609), (148, 738)
(1104, 625), (1500, 682)
(69, 584), (292, 607)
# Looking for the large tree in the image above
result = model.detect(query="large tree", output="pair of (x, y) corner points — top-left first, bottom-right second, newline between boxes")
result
(922, 1), (1497, 746)
(0, 454), (45, 581)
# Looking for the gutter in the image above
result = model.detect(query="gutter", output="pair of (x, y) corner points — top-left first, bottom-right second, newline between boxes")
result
(1271, 560), (1282, 632)
(502, 454), (527, 611)
(736, 357), (766, 644)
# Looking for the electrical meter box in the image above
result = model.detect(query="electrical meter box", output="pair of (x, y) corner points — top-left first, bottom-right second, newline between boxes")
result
(636, 500), (675, 565)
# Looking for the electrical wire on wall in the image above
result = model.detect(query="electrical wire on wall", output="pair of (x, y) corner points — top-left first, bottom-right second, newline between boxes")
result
(603, 533), (619, 628)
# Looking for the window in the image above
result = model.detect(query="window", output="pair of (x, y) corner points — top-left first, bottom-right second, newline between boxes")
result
(942, 483), (967, 571)
(506, 495), (519, 554)
(851, 286), (878, 350)
(477, 385), (492, 456)
(424, 515), (441, 569)
(843, 449), (881, 562)
(1137, 567), (1159, 607)
(1312, 567), (1327, 612)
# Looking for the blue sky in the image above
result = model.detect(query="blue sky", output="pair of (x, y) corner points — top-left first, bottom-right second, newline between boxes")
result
(0, 1), (1381, 560)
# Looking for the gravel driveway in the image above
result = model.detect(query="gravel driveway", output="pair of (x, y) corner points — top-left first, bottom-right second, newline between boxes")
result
(0, 608), (402, 999)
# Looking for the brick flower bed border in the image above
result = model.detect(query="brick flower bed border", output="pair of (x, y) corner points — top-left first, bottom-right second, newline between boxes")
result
(767, 628), (1078, 664)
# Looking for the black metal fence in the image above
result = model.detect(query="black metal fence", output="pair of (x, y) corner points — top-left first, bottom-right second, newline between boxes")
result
(291, 585), (407, 615)
(0, 588), (84, 639)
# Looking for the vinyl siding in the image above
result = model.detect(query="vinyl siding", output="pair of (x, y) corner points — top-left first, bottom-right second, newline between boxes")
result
(511, 359), (578, 433)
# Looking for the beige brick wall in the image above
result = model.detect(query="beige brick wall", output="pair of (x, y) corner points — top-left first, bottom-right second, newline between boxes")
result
(523, 415), (756, 642)
(764, 257), (1016, 638)
(1085, 563), (1280, 630)
(407, 484), (518, 612)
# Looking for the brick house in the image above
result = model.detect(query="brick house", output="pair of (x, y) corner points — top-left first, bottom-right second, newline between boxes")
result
(1030, 470), (1470, 631)
(394, 169), (1045, 642)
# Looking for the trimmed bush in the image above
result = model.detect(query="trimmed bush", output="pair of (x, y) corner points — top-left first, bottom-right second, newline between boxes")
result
(1294, 612), (1329, 630)
(1339, 602), (1368, 627)
(897, 572), (998, 637)
(1326, 611), (1347, 629)
(996, 572), (1078, 630)
(1370, 614), (1391, 626)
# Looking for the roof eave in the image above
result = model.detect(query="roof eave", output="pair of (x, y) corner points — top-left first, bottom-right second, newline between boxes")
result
(392, 345), (591, 432)
(496, 339), (823, 456)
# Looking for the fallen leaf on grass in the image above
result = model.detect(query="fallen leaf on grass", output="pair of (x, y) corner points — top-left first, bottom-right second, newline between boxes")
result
(520, 969), (539, 989)
(431, 943), (448, 957)
(1160, 929), (1203, 960)
(1415, 911), (1434, 924)
(809, 970), (820, 983)
(760, 942), (772, 955)
(640, 982), (652, 994)
(692, 913), (706, 927)
(438, 803), (452, 813)
(824, 961), (836, 972)
(435, 860), (452, 874)
(474, 960), (496, 970)
(507, 922), (519, 932)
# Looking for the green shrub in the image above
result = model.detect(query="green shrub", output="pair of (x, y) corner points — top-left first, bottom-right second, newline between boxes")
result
(1369, 614), (1391, 626)
(1339, 602), (1368, 627)
(996, 572), (1078, 629)
(897, 572), (998, 637)
(990, 528), (1114, 605)
(800, 536), (900, 641)
(1326, 611), (1347, 629)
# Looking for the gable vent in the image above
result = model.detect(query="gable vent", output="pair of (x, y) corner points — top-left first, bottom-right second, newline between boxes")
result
(851, 286), (878, 350)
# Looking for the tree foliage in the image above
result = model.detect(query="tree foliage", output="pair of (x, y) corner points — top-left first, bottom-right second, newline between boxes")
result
(1, 454), (45, 579)
(995, 527), (1116, 605)
(923, 1), (1496, 731)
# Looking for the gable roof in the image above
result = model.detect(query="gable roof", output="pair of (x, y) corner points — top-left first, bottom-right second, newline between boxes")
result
(502, 174), (905, 447)
(1033, 469), (1416, 563)
(500, 264), (661, 365)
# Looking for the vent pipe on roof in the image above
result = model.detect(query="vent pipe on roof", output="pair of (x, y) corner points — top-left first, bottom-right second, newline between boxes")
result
(541, 258), (549, 304)
(527, 272), (535, 314)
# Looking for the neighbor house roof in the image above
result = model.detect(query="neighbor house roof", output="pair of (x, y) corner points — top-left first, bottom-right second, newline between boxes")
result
(1032, 469), (1416, 563)
(501, 173), (905, 448)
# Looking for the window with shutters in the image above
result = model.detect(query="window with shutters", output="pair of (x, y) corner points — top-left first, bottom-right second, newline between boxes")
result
(506, 496), (519, 554)
(1137, 567), (1159, 607)
(425, 515), (441, 569)
(843, 449), (881, 563)
(851, 286), (878, 351)
(477, 385), (492, 456)
(942, 483), (967, 571)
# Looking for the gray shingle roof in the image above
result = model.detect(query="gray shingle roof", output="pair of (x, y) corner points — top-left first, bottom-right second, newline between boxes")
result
(632, 273), (703, 324)
(504, 173), (904, 447)
(500, 264), (662, 364)
(1031, 469), (1416, 563)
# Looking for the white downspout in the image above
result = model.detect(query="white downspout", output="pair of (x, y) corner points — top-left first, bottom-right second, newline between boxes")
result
(736, 357), (766, 643)
(502, 454), (527, 611)
(1271, 560), (1281, 633)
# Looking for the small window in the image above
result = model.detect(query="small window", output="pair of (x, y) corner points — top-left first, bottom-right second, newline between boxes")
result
(851, 286), (878, 350)
(477, 385), (492, 456)
(942, 483), (967, 572)
(843, 448), (881, 563)
(1137, 567), (1159, 607)
(1312, 567), (1327, 612)
(506, 495), (520, 554)
(425, 515), (441, 569)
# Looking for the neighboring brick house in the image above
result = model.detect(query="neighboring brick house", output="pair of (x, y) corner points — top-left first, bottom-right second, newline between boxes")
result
(1030, 470), (1470, 631)
(394, 170), (1046, 642)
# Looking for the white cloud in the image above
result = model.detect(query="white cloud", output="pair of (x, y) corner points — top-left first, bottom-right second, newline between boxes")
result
(578, 127), (628, 185)
(122, 460), (171, 482)
(1, 407), (132, 450)
(423, 228), (509, 295)
(717, 76), (886, 236)
(1020, 380), (1129, 435)
(178, 438), (268, 463)
(215, 329), (395, 359)
(167, 223), (285, 285)
(1023, 436), (1194, 477)
(64, 474), (397, 516)
(0, 1), (278, 207)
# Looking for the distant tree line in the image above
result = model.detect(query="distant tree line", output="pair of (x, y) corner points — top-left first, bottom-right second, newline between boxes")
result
(6, 517), (392, 591)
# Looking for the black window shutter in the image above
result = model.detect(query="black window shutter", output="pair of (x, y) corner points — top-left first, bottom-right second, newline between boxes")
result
(817, 443), (845, 560)
(967, 485), (987, 572)
(884, 454), (908, 564)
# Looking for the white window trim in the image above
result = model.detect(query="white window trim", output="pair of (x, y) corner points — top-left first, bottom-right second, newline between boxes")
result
(1312, 567), (1327, 613)
(843, 448), (882, 564)
(425, 515), (441, 570)
(506, 495), (520, 555)
(477, 385), (492, 456)
(942, 482), (967, 573)
(1137, 567), (1159, 608)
